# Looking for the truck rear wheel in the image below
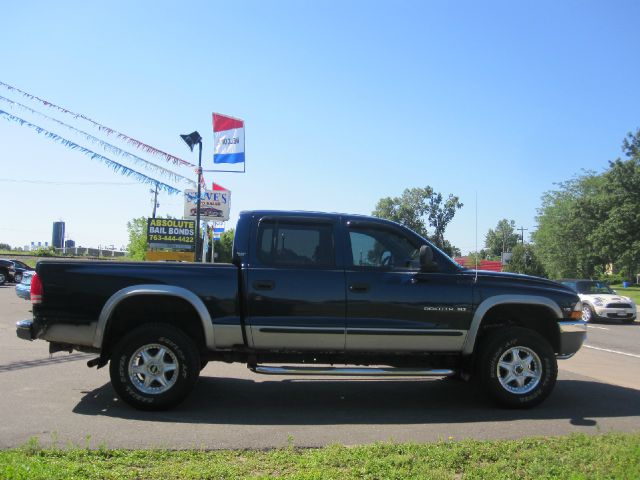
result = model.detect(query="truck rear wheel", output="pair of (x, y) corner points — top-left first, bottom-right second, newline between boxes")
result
(477, 327), (557, 409)
(109, 324), (200, 410)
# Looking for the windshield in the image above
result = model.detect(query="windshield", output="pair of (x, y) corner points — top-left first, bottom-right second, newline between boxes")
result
(576, 281), (615, 295)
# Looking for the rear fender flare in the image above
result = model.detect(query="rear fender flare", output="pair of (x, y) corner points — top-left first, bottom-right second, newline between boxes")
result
(462, 294), (562, 355)
(93, 285), (214, 349)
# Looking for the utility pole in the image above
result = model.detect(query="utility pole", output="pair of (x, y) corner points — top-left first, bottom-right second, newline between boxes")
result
(150, 182), (159, 218)
(517, 226), (528, 245)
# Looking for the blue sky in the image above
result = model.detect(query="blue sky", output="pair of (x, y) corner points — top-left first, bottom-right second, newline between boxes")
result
(1, 0), (638, 253)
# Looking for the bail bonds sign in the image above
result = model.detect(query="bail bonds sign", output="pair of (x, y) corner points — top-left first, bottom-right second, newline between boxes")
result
(183, 188), (231, 221)
(147, 218), (196, 249)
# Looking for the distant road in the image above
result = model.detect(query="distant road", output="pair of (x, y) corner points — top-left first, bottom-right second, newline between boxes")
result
(1, 285), (639, 449)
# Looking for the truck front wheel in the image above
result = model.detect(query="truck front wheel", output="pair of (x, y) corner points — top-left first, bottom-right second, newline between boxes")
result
(109, 324), (200, 410)
(477, 327), (557, 409)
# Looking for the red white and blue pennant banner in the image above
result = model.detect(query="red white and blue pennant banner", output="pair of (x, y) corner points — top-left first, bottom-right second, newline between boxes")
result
(0, 81), (195, 168)
(0, 95), (195, 187)
(0, 110), (181, 195)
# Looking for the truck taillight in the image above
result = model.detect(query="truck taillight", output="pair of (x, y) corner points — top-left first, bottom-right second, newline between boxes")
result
(31, 273), (43, 304)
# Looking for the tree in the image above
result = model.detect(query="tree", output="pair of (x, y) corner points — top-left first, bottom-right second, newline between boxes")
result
(215, 229), (235, 263)
(503, 244), (546, 277)
(372, 186), (463, 256)
(588, 130), (640, 280)
(126, 217), (148, 260)
(533, 173), (605, 278)
(0, 243), (11, 251)
(533, 129), (640, 279)
(484, 219), (520, 259)
(443, 241), (462, 258)
(32, 246), (57, 257)
(464, 251), (485, 268)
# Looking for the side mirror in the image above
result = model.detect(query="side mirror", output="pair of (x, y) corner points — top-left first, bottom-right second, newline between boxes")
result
(419, 245), (437, 272)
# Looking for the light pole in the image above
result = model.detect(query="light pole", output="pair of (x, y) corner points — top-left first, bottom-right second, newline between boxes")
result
(180, 131), (203, 262)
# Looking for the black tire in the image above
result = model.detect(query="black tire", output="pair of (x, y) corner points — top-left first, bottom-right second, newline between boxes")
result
(109, 324), (200, 410)
(477, 327), (557, 409)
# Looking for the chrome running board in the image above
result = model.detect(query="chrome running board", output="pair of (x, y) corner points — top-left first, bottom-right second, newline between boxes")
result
(249, 365), (455, 377)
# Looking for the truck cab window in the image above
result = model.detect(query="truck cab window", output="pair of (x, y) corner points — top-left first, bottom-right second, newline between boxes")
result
(348, 227), (421, 270)
(257, 221), (335, 267)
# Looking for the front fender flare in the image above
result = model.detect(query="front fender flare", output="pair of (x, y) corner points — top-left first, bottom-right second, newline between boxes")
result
(93, 285), (215, 350)
(462, 294), (562, 355)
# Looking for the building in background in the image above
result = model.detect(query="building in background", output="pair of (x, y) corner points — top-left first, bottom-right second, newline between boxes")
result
(52, 221), (65, 249)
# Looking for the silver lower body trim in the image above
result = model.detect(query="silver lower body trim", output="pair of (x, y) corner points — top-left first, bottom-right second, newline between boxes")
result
(42, 322), (98, 347)
(250, 365), (455, 377)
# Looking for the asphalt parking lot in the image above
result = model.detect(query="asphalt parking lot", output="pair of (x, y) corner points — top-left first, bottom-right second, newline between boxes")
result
(1, 284), (639, 449)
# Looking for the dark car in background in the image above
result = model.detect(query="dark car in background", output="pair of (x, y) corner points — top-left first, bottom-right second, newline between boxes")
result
(0, 259), (16, 285)
(8, 259), (35, 284)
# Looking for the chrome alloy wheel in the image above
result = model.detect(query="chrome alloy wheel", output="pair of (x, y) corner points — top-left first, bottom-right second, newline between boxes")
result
(497, 346), (542, 394)
(582, 305), (592, 322)
(128, 343), (179, 395)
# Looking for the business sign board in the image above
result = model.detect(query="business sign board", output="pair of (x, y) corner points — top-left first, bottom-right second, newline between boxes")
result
(146, 218), (196, 249)
(146, 251), (195, 262)
(184, 188), (231, 221)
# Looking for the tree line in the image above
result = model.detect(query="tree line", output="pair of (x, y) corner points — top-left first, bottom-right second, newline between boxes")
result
(532, 129), (640, 281)
(371, 129), (640, 281)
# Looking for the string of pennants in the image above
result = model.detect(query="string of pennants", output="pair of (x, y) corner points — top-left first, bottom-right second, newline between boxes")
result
(0, 81), (201, 194)
(0, 109), (181, 194)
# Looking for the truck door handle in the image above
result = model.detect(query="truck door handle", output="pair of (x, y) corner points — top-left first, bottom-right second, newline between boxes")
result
(253, 280), (275, 291)
(349, 283), (370, 293)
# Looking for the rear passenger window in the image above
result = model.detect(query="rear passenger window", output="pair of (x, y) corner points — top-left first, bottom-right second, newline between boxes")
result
(257, 221), (335, 267)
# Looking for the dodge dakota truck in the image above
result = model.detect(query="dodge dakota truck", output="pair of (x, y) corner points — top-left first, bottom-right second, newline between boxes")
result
(16, 210), (586, 410)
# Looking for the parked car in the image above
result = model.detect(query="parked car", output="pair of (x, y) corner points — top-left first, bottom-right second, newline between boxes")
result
(15, 270), (34, 300)
(0, 259), (16, 285)
(17, 210), (586, 410)
(9, 259), (35, 284)
(559, 279), (637, 323)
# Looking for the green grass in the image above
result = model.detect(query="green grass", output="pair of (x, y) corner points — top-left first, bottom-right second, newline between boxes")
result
(610, 284), (640, 304)
(1, 433), (639, 479)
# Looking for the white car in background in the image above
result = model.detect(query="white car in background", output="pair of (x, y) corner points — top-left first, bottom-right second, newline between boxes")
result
(559, 280), (637, 324)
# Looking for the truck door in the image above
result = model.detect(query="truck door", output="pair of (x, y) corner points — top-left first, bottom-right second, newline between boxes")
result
(245, 216), (346, 351)
(344, 220), (473, 353)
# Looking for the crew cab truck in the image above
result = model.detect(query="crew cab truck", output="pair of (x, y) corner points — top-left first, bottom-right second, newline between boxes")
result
(16, 210), (586, 410)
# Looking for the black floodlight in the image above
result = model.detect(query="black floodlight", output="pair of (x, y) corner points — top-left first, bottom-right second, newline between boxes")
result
(180, 131), (202, 151)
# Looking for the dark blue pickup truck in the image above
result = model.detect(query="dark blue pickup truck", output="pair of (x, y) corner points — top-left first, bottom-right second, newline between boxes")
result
(17, 210), (586, 410)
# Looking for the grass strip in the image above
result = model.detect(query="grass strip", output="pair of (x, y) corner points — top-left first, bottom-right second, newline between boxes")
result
(1, 433), (639, 479)
(610, 284), (640, 305)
